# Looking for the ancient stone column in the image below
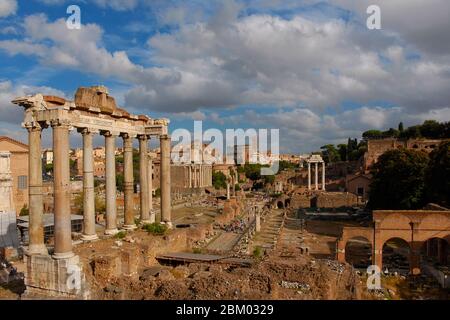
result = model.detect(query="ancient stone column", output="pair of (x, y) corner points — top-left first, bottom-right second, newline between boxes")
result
(315, 162), (318, 191)
(189, 165), (192, 188)
(122, 134), (136, 230)
(226, 182), (230, 200)
(160, 134), (172, 227)
(81, 128), (98, 241)
(26, 123), (47, 255)
(255, 212), (261, 232)
(52, 120), (74, 259)
(139, 135), (150, 223)
(104, 132), (118, 235)
(322, 161), (326, 191)
(147, 152), (154, 223)
(307, 162), (311, 190)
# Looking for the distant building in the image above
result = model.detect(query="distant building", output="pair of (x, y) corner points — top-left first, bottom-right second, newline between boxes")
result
(363, 138), (444, 171)
(346, 172), (372, 202)
(42, 149), (53, 165)
(0, 136), (29, 214)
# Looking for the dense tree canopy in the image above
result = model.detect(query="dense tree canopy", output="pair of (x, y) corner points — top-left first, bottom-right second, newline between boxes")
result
(212, 171), (227, 190)
(368, 149), (429, 210)
(363, 120), (450, 140)
(425, 141), (450, 207)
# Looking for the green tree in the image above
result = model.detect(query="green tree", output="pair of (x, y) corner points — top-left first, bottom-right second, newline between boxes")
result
(263, 174), (275, 185)
(279, 160), (297, 171)
(337, 144), (348, 162)
(425, 141), (450, 207)
(212, 171), (227, 189)
(362, 130), (383, 139)
(420, 120), (443, 139)
(116, 174), (124, 192)
(320, 144), (340, 163)
(398, 122), (404, 132)
(369, 149), (429, 210)
(45, 163), (53, 175)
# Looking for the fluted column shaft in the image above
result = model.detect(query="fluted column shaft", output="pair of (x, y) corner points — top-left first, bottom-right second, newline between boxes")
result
(27, 124), (47, 255)
(52, 121), (73, 259)
(81, 129), (98, 241)
(160, 134), (172, 227)
(122, 134), (136, 229)
(105, 132), (118, 235)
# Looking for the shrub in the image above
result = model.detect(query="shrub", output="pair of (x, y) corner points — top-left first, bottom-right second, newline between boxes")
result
(20, 205), (29, 216)
(114, 231), (127, 239)
(143, 223), (168, 236)
(253, 246), (264, 259)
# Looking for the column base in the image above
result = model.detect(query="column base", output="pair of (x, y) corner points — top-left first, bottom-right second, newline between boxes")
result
(26, 244), (49, 256)
(140, 220), (152, 225)
(81, 234), (99, 242)
(52, 251), (75, 260)
(162, 221), (173, 229)
(122, 224), (137, 230)
(104, 228), (119, 236)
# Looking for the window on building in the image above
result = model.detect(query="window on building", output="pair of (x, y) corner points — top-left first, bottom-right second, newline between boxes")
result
(18, 175), (28, 190)
(357, 187), (364, 196)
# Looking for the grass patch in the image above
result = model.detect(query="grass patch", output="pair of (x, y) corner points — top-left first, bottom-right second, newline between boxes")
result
(253, 246), (264, 259)
(192, 247), (202, 254)
(114, 231), (127, 239)
(142, 223), (168, 236)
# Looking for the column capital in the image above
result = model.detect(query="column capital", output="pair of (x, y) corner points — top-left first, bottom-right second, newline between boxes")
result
(78, 127), (99, 135)
(160, 134), (171, 140)
(138, 134), (149, 141)
(102, 130), (120, 137)
(121, 132), (137, 139)
(50, 119), (71, 128)
(24, 121), (43, 132)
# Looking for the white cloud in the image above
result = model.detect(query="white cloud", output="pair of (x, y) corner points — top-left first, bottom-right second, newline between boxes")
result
(1, 2), (450, 152)
(0, 80), (66, 124)
(0, 0), (17, 18)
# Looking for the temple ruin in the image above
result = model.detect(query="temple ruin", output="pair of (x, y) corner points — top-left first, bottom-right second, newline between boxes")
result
(12, 86), (172, 297)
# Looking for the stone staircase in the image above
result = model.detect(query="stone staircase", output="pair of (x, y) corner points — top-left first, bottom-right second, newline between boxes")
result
(250, 209), (284, 253)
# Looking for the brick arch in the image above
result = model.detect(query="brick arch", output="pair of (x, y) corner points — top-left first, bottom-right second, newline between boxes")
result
(381, 237), (411, 250)
(337, 227), (374, 264)
(339, 210), (450, 274)
(344, 236), (373, 267)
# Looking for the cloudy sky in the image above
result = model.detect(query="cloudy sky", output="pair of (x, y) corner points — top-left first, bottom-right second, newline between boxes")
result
(0, 0), (449, 153)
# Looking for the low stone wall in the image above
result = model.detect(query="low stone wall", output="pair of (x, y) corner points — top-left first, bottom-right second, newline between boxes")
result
(291, 192), (358, 209)
(317, 192), (358, 208)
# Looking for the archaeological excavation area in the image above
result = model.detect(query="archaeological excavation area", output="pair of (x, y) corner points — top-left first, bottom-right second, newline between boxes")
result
(0, 86), (448, 301)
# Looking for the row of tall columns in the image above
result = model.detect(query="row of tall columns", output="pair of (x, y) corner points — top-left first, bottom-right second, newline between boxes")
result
(25, 123), (171, 258)
(307, 162), (326, 191)
(185, 165), (212, 188)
